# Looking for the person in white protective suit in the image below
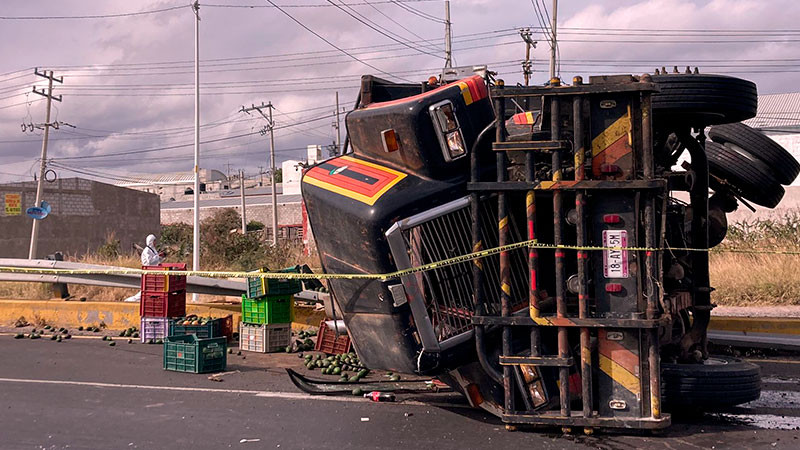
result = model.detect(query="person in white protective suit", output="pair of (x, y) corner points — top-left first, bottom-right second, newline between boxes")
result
(124, 234), (164, 302)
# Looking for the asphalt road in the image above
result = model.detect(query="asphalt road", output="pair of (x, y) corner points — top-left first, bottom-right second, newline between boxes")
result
(0, 334), (798, 450)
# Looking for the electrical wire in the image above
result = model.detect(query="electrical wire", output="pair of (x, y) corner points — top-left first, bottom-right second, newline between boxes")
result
(326, 0), (443, 59)
(390, 0), (444, 24)
(263, 0), (413, 82)
(0, 4), (189, 20)
(364, 1), (444, 53)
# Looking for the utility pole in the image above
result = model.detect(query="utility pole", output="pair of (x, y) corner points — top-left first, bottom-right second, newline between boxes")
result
(28, 69), (62, 260)
(444, 0), (452, 68)
(239, 169), (247, 234)
(334, 91), (341, 155)
(549, 0), (558, 79)
(192, 0), (201, 303)
(520, 28), (537, 86)
(240, 102), (278, 246)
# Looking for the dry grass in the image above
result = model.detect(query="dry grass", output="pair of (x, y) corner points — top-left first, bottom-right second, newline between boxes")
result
(710, 211), (800, 306)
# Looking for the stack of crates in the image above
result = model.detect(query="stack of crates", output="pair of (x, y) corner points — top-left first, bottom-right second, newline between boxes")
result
(139, 263), (187, 343)
(239, 266), (302, 353)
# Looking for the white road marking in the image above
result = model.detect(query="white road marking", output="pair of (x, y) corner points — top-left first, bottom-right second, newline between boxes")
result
(0, 377), (470, 409)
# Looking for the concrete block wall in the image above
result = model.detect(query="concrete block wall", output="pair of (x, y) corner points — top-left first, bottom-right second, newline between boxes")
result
(161, 202), (303, 226)
(0, 178), (160, 259)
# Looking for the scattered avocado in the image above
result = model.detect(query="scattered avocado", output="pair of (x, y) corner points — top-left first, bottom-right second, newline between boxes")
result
(285, 345), (292, 353)
(30, 333), (40, 340)
(352, 388), (363, 396)
(64, 334), (71, 340)
(50, 335), (57, 341)
(127, 339), (133, 344)
(56, 335), (62, 342)
(228, 348), (233, 354)
(389, 375), (401, 381)
(14, 333), (24, 339)
(109, 341), (116, 347)
(77, 326), (83, 331)
(119, 331), (126, 337)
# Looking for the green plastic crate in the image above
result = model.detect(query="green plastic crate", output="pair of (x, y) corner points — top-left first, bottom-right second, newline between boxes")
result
(163, 334), (227, 374)
(246, 266), (302, 299)
(241, 294), (294, 324)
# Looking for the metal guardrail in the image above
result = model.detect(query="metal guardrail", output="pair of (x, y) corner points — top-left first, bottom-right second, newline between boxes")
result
(708, 330), (800, 351)
(0, 259), (246, 297)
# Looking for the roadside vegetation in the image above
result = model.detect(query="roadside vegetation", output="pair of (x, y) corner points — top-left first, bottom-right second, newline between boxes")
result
(0, 208), (317, 301)
(710, 210), (800, 306)
(2, 208), (797, 305)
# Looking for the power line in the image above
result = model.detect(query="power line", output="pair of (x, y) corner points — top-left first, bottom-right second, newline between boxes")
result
(263, 0), (413, 82)
(0, 4), (189, 20)
(364, 1), (444, 53)
(390, 0), (444, 23)
(326, 0), (443, 59)
(51, 111), (339, 161)
(204, 1), (443, 8)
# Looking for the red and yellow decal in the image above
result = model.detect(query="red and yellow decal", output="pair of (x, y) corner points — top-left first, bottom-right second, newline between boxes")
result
(597, 329), (641, 396)
(365, 75), (487, 109)
(303, 155), (407, 206)
(512, 111), (538, 125)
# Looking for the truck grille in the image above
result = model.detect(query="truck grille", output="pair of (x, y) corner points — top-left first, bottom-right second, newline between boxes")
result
(399, 197), (528, 343)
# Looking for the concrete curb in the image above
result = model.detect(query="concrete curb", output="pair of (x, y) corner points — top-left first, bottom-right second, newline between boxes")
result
(4, 299), (795, 336)
(0, 299), (325, 331)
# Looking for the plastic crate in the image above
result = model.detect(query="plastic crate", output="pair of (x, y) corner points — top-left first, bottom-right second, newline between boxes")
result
(140, 290), (186, 318)
(241, 294), (294, 324)
(315, 320), (353, 355)
(141, 263), (188, 293)
(168, 315), (233, 339)
(163, 334), (227, 374)
(246, 266), (303, 299)
(239, 322), (292, 353)
(140, 317), (170, 343)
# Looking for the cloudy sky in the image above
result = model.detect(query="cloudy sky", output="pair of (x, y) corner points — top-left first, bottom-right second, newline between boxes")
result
(1, 0), (798, 184)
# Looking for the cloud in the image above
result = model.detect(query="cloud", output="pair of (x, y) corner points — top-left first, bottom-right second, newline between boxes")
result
(0, 0), (797, 183)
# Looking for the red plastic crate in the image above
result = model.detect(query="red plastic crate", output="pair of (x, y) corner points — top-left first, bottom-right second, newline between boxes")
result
(140, 290), (186, 318)
(314, 320), (352, 355)
(141, 263), (188, 293)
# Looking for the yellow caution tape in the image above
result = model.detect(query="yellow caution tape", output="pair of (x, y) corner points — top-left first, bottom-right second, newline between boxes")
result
(0, 241), (797, 282)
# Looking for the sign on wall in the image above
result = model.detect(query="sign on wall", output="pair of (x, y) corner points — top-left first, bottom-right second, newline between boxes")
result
(4, 193), (21, 216)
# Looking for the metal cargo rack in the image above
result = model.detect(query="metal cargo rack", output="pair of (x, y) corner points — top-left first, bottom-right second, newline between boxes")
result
(469, 74), (671, 430)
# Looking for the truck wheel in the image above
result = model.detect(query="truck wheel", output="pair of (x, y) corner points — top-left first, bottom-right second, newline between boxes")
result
(705, 141), (785, 208)
(708, 122), (800, 185)
(651, 74), (757, 127)
(661, 356), (761, 410)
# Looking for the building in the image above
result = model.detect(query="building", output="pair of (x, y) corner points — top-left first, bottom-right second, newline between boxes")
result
(116, 168), (229, 202)
(0, 178), (160, 258)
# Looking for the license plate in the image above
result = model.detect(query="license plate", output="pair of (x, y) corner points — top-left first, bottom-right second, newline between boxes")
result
(603, 230), (629, 278)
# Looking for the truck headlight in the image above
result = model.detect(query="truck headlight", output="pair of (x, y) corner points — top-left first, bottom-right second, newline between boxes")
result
(430, 100), (466, 161)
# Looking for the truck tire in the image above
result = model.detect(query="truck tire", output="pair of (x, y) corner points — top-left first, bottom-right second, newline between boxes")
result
(708, 122), (800, 185)
(705, 141), (785, 208)
(651, 74), (757, 127)
(662, 356), (761, 410)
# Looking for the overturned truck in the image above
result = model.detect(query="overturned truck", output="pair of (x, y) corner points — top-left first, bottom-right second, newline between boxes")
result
(302, 68), (797, 430)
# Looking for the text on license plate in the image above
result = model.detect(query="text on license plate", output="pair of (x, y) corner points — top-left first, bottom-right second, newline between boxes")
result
(603, 230), (629, 278)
